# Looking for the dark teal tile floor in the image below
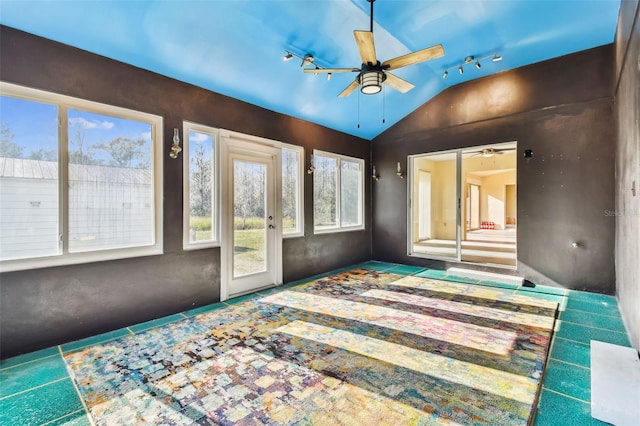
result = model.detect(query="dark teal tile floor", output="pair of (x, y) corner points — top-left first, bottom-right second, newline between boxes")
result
(0, 261), (631, 426)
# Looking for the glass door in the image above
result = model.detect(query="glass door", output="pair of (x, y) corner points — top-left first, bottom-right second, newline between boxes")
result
(233, 158), (269, 278)
(220, 131), (282, 300)
(461, 144), (517, 267)
(409, 142), (517, 268)
(409, 151), (460, 261)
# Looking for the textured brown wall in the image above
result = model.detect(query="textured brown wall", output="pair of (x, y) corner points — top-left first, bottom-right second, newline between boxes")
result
(614, 0), (640, 350)
(0, 26), (371, 358)
(372, 45), (616, 293)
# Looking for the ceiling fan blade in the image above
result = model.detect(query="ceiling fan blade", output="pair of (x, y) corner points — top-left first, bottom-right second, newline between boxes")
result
(382, 44), (445, 70)
(303, 68), (360, 74)
(384, 72), (415, 93)
(338, 80), (360, 98)
(353, 30), (377, 65)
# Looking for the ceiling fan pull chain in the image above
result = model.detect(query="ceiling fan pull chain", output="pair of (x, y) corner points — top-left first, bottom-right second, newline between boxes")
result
(382, 85), (386, 124)
(357, 89), (361, 128)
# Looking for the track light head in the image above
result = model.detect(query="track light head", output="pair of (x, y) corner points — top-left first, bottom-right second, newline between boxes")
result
(442, 70), (448, 79)
(475, 61), (481, 69)
(283, 52), (293, 62)
(492, 54), (503, 62)
(458, 66), (464, 75)
(301, 54), (314, 68)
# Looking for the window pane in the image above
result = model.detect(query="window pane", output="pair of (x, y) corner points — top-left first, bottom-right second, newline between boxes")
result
(313, 155), (338, 229)
(188, 131), (215, 243)
(0, 96), (60, 261)
(341, 160), (362, 227)
(282, 148), (299, 234)
(68, 109), (154, 253)
(233, 160), (267, 277)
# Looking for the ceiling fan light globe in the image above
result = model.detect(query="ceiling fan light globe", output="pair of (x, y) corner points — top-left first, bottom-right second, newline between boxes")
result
(361, 85), (382, 95)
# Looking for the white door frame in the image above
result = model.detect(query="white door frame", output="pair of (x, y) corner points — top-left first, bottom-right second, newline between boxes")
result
(418, 170), (432, 240)
(220, 130), (283, 301)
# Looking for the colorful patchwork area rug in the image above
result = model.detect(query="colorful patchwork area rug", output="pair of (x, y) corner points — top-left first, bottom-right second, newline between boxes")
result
(63, 269), (558, 425)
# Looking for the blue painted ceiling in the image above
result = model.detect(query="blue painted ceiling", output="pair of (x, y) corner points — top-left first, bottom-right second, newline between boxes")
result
(0, 0), (621, 140)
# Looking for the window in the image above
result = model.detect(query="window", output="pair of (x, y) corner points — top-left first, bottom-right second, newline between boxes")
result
(0, 82), (163, 272)
(313, 150), (364, 233)
(183, 122), (219, 249)
(281, 145), (303, 237)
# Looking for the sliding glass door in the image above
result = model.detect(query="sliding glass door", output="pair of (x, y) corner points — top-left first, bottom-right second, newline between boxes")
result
(410, 151), (459, 261)
(409, 142), (517, 268)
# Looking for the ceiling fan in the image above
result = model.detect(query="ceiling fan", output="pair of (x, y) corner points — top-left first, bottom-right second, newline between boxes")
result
(468, 147), (517, 157)
(303, 0), (445, 97)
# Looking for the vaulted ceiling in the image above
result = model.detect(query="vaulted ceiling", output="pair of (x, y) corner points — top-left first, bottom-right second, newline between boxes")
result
(0, 0), (621, 139)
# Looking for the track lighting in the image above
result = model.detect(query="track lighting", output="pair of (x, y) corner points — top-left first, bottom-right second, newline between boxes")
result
(283, 50), (319, 68)
(443, 52), (502, 79)
(301, 54), (314, 68)
(284, 50), (337, 82)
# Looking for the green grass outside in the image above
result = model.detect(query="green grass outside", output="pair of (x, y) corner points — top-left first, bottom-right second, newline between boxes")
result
(234, 228), (265, 275)
(190, 216), (296, 275)
(190, 216), (296, 241)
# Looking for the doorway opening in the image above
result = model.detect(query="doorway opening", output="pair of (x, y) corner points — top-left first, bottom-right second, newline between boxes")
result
(409, 141), (517, 268)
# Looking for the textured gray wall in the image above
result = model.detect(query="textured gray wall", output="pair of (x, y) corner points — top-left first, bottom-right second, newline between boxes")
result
(614, 0), (640, 350)
(372, 45), (616, 293)
(0, 26), (371, 358)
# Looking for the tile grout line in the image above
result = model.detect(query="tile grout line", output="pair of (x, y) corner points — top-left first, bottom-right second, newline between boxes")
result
(541, 386), (592, 405)
(40, 408), (87, 426)
(557, 318), (630, 334)
(61, 329), (136, 354)
(0, 353), (58, 371)
(548, 356), (590, 370)
(563, 306), (624, 319)
(538, 333), (559, 399)
(534, 292), (563, 416)
(552, 335), (593, 347)
(59, 346), (96, 426)
(0, 376), (68, 401)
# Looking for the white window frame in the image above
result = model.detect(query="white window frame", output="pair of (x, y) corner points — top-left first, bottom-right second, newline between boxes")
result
(0, 82), (163, 272)
(182, 122), (220, 250)
(313, 149), (365, 234)
(281, 143), (304, 238)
